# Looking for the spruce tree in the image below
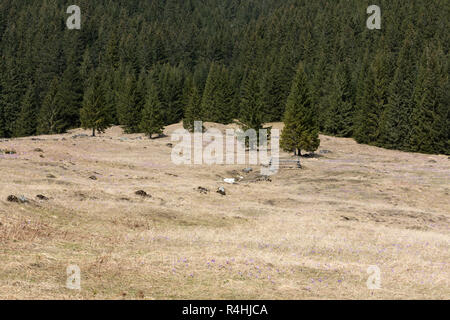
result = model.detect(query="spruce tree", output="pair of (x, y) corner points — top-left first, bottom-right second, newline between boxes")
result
(354, 49), (390, 145)
(140, 83), (165, 138)
(183, 84), (203, 132)
(323, 63), (355, 137)
(116, 71), (141, 133)
(280, 63), (320, 155)
(238, 70), (264, 132)
(14, 84), (37, 137)
(37, 78), (63, 134)
(379, 31), (417, 150)
(55, 57), (83, 130)
(80, 73), (111, 136)
(157, 64), (184, 125)
(409, 45), (448, 154)
(201, 63), (234, 124)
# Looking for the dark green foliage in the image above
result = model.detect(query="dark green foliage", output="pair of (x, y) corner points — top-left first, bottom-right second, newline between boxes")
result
(80, 72), (111, 136)
(14, 84), (37, 137)
(201, 63), (235, 124)
(379, 33), (418, 150)
(280, 63), (320, 155)
(409, 45), (449, 154)
(116, 71), (141, 133)
(183, 84), (203, 132)
(0, 0), (447, 155)
(238, 70), (264, 132)
(154, 64), (185, 125)
(354, 48), (390, 145)
(140, 82), (165, 138)
(37, 78), (64, 134)
(323, 63), (355, 137)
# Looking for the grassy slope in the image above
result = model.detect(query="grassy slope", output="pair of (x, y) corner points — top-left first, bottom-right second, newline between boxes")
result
(0, 123), (448, 299)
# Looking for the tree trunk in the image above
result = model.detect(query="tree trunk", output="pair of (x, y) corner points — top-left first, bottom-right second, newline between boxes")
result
(92, 128), (95, 137)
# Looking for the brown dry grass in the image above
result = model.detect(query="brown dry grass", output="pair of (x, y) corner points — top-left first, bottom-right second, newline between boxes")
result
(0, 123), (448, 299)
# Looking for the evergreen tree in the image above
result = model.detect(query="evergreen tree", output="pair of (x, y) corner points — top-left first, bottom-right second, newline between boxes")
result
(140, 82), (165, 138)
(379, 31), (417, 150)
(201, 63), (234, 124)
(354, 49), (390, 144)
(55, 56), (84, 130)
(238, 70), (264, 132)
(80, 73), (111, 136)
(183, 84), (203, 132)
(156, 64), (185, 125)
(323, 63), (355, 137)
(37, 78), (63, 134)
(0, 58), (26, 137)
(280, 63), (320, 155)
(14, 84), (37, 137)
(409, 45), (448, 154)
(116, 71), (141, 133)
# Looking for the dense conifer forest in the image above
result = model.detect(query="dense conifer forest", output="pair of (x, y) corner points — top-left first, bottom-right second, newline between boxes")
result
(0, 0), (448, 154)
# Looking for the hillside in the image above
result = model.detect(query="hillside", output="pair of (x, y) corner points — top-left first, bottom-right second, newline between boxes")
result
(1, 0), (448, 154)
(0, 123), (449, 299)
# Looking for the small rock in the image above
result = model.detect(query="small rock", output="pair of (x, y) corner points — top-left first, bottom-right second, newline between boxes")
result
(166, 143), (173, 148)
(46, 174), (56, 179)
(7, 195), (20, 203)
(255, 175), (272, 182)
(428, 160), (437, 163)
(135, 190), (151, 198)
(36, 194), (49, 201)
(1, 149), (16, 155)
(72, 134), (89, 139)
(34, 148), (44, 152)
(242, 168), (253, 173)
(196, 187), (209, 194)
(89, 175), (98, 180)
(224, 178), (236, 184)
(217, 187), (226, 196)
(319, 150), (332, 154)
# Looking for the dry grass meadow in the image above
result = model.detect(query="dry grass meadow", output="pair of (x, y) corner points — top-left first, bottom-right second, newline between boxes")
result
(0, 122), (449, 299)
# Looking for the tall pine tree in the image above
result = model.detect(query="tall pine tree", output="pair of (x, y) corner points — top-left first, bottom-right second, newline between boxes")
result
(80, 73), (111, 136)
(140, 82), (165, 138)
(280, 63), (320, 155)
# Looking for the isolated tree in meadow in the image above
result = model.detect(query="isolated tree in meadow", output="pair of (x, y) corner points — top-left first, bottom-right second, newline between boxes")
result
(140, 82), (165, 138)
(80, 73), (111, 137)
(280, 63), (320, 156)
